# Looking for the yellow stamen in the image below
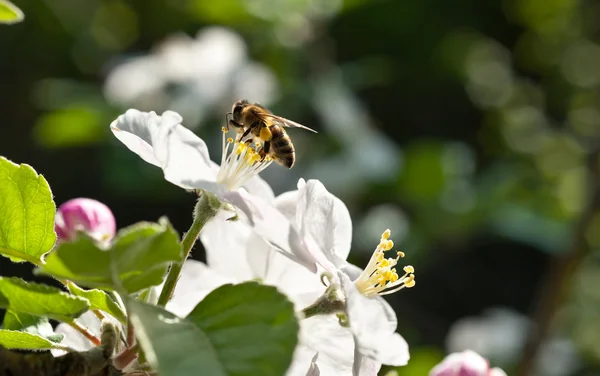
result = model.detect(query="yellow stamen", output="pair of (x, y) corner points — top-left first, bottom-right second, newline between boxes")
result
(354, 229), (415, 298)
(216, 129), (274, 191)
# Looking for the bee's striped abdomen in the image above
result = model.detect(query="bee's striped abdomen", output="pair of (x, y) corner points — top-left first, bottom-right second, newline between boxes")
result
(269, 125), (295, 168)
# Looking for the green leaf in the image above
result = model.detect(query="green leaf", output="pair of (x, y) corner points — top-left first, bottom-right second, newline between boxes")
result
(3, 311), (64, 343)
(40, 220), (181, 293)
(0, 0), (24, 24)
(67, 282), (127, 324)
(34, 106), (105, 148)
(0, 330), (65, 350)
(0, 277), (90, 322)
(0, 157), (56, 264)
(128, 282), (299, 376)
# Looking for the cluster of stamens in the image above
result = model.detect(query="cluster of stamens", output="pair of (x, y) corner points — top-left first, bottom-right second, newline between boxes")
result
(215, 127), (273, 191)
(354, 229), (415, 298)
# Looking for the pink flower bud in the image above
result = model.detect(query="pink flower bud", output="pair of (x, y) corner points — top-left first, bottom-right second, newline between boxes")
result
(429, 350), (507, 376)
(55, 198), (116, 243)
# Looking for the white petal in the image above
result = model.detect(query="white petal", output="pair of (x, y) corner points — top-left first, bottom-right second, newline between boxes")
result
(286, 346), (321, 376)
(262, 248), (324, 308)
(275, 189), (299, 225)
(221, 189), (318, 273)
(110, 109), (162, 166)
(153, 110), (218, 190)
(243, 176), (275, 202)
(339, 263), (364, 281)
(201, 207), (322, 308)
(339, 273), (409, 366)
(352, 351), (382, 376)
(166, 260), (236, 317)
(299, 315), (355, 376)
(297, 180), (352, 268)
(200, 211), (258, 281)
(110, 109), (218, 191)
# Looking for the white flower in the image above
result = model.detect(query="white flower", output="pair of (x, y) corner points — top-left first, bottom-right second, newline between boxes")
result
(446, 307), (530, 365)
(110, 108), (318, 271)
(104, 27), (278, 127)
(173, 179), (414, 375)
(166, 210), (356, 376)
(276, 179), (414, 372)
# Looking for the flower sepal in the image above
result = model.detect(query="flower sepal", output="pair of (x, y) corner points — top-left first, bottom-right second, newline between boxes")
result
(300, 273), (346, 319)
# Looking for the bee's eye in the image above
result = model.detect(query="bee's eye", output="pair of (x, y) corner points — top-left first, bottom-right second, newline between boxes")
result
(233, 105), (242, 115)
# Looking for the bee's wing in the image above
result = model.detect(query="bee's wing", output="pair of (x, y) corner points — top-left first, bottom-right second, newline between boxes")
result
(262, 114), (318, 133)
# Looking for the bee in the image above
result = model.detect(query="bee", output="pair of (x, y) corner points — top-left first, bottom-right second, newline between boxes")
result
(226, 99), (317, 168)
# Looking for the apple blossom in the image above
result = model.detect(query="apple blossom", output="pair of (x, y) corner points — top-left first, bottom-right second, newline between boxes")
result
(55, 198), (116, 243)
(166, 179), (414, 375)
(109, 109), (317, 272)
(275, 179), (415, 373)
(429, 350), (507, 376)
(164, 211), (356, 376)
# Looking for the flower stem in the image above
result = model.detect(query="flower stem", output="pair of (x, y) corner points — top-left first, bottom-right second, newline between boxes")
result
(157, 191), (221, 307)
(69, 320), (101, 346)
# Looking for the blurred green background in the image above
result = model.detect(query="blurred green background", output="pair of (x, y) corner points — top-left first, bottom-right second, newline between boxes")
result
(2, 0), (600, 374)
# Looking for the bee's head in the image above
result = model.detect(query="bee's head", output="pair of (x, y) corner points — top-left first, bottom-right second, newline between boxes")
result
(232, 99), (249, 122)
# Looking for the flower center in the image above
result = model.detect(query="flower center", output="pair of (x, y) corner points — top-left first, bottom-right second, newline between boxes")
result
(216, 127), (273, 191)
(354, 229), (415, 298)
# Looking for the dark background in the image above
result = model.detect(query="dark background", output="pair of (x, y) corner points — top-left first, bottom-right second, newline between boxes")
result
(2, 0), (599, 374)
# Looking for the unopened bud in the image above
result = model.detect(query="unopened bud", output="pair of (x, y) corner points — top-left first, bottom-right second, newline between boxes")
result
(55, 198), (116, 243)
(429, 350), (507, 376)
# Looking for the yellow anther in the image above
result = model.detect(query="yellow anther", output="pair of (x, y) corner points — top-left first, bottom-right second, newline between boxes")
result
(353, 228), (416, 297)
(383, 270), (393, 280)
(222, 126), (228, 133)
(255, 142), (261, 148)
(227, 137), (234, 143)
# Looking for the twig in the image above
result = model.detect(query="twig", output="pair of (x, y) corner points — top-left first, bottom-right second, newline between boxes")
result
(516, 150), (600, 376)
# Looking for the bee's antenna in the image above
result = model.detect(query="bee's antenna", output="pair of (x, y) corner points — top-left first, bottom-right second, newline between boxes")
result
(225, 112), (232, 130)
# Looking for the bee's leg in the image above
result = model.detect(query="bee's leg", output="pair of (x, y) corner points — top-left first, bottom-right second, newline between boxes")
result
(259, 141), (270, 161)
(237, 121), (259, 142)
